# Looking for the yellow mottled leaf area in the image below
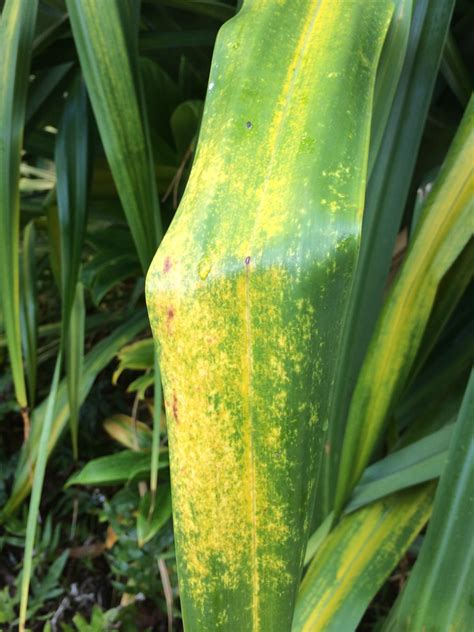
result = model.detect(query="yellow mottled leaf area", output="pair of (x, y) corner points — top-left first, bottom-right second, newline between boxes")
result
(153, 262), (318, 591)
(146, 0), (393, 629)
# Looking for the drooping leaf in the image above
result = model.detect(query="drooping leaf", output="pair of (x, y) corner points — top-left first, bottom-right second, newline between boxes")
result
(335, 98), (474, 513)
(146, 3), (394, 629)
(0, 0), (39, 410)
(383, 372), (474, 631)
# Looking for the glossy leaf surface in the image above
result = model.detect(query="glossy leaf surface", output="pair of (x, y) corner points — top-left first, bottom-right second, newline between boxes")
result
(65, 449), (168, 487)
(146, 2), (393, 629)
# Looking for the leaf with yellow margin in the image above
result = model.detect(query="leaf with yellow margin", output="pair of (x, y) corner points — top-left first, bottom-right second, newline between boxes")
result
(293, 484), (434, 632)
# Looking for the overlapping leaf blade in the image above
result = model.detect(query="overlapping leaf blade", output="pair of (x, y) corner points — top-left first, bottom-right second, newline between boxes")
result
(19, 354), (62, 631)
(384, 372), (474, 631)
(335, 97), (474, 512)
(319, 0), (456, 523)
(55, 75), (90, 327)
(20, 221), (38, 410)
(0, 0), (39, 411)
(293, 484), (434, 632)
(66, 0), (162, 271)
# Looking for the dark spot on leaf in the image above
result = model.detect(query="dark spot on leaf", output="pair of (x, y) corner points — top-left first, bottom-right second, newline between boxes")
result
(246, 121), (253, 129)
(172, 393), (179, 423)
(163, 257), (172, 273)
(167, 307), (175, 320)
(245, 256), (251, 265)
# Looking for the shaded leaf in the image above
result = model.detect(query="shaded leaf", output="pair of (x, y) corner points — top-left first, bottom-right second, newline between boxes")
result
(137, 486), (172, 546)
(0, 0), (39, 409)
(384, 372), (474, 631)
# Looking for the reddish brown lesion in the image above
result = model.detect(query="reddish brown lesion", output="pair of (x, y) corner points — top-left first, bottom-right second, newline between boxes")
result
(172, 393), (179, 423)
(165, 305), (175, 334)
(163, 257), (172, 273)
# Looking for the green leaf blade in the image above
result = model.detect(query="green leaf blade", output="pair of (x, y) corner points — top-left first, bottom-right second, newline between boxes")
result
(146, 2), (393, 629)
(66, 0), (162, 271)
(293, 484), (434, 632)
(0, 0), (39, 409)
(336, 98), (474, 513)
(384, 372), (474, 631)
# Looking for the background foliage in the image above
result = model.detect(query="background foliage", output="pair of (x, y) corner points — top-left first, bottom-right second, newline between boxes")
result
(0, 0), (472, 630)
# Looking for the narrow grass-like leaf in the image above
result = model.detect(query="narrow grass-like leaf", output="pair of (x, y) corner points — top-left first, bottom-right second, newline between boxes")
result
(346, 424), (452, 513)
(384, 372), (474, 631)
(156, 0), (235, 21)
(319, 0), (456, 523)
(19, 353), (61, 632)
(20, 221), (38, 409)
(335, 98), (474, 513)
(368, 0), (412, 175)
(66, 0), (162, 271)
(66, 283), (85, 460)
(25, 63), (74, 135)
(146, 3), (393, 628)
(304, 512), (334, 567)
(55, 74), (90, 327)
(409, 237), (474, 380)
(440, 31), (472, 107)
(305, 422), (453, 563)
(0, 0), (38, 410)
(83, 253), (142, 306)
(394, 318), (473, 442)
(3, 310), (148, 516)
(293, 484), (434, 632)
